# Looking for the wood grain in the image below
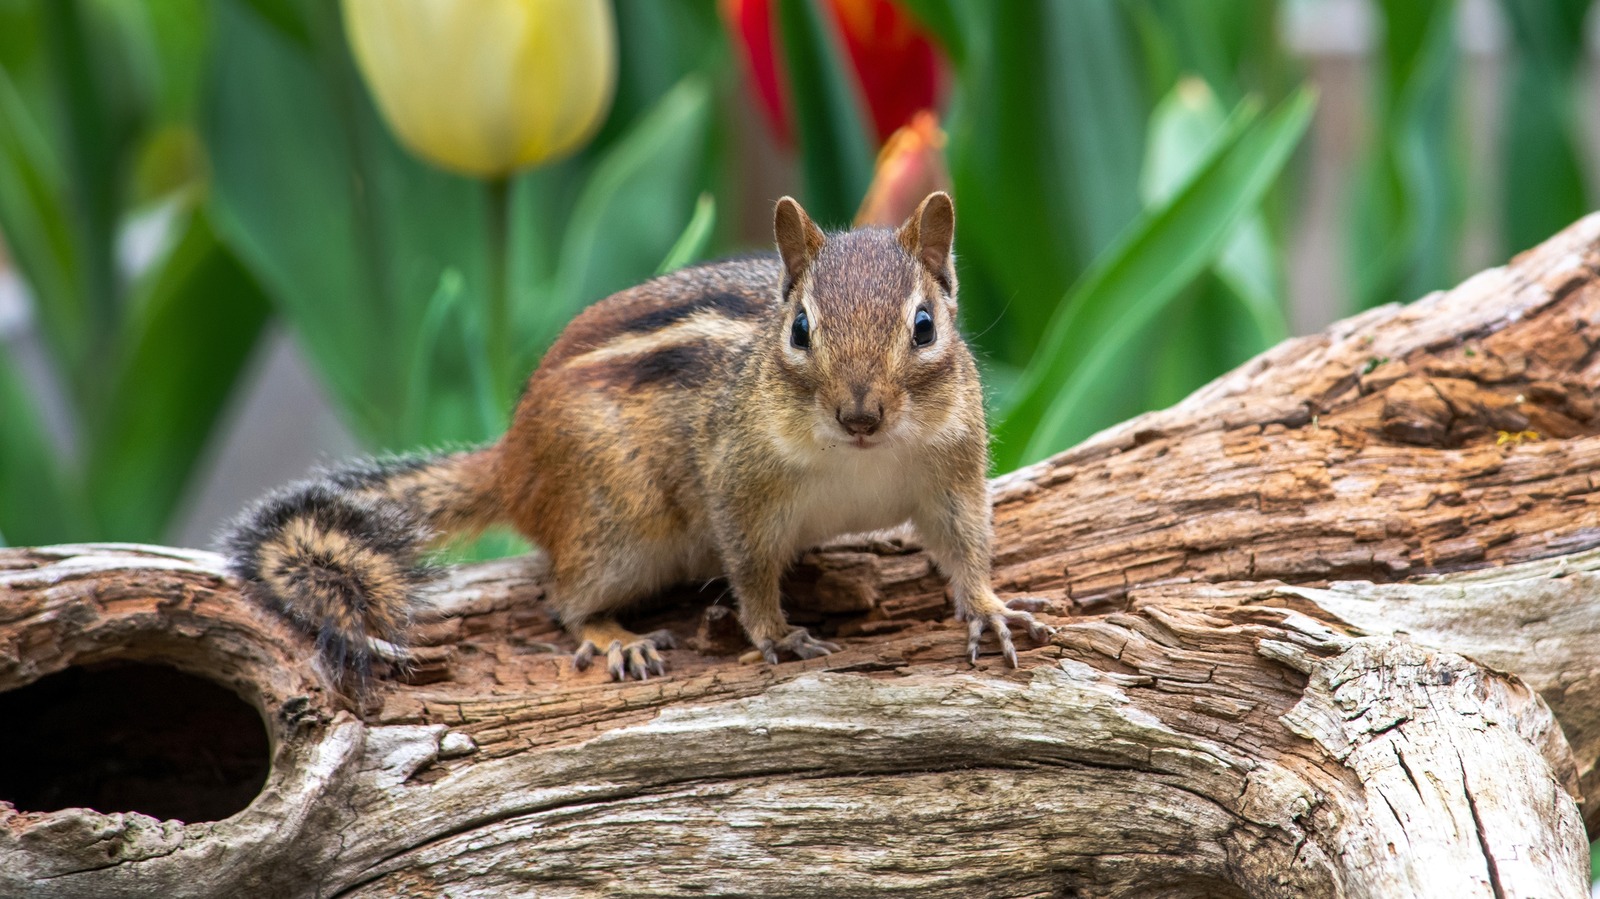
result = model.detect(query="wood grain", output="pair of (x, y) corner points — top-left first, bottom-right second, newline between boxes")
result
(6, 214), (1600, 897)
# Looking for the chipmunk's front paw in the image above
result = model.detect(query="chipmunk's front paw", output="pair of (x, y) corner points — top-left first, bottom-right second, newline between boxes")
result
(960, 597), (1057, 667)
(574, 628), (676, 681)
(754, 627), (840, 665)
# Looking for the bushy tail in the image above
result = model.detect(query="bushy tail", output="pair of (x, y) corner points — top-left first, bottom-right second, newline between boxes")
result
(222, 449), (502, 680)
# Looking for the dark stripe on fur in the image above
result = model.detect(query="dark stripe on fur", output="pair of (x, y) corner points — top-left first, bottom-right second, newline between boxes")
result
(586, 342), (719, 391)
(614, 291), (763, 335)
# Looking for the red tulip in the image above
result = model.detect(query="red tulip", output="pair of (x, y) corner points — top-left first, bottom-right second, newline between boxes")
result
(829, 0), (944, 145)
(722, 0), (946, 148)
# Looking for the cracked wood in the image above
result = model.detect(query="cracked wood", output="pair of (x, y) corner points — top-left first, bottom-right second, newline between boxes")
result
(6, 214), (1600, 896)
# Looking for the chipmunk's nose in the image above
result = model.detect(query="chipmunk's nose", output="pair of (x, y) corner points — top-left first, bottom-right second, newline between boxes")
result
(836, 403), (883, 437)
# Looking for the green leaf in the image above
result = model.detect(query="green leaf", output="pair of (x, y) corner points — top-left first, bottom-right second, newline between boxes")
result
(1347, 0), (1461, 310)
(205, 0), (376, 426)
(402, 267), (465, 442)
(1143, 279), (1232, 411)
(544, 76), (714, 351)
(233, 0), (314, 49)
(99, 0), (211, 124)
(774, 0), (875, 228)
(1142, 79), (1232, 201)
(1047, 2), (1151, 259)
(1497, 0), (1592, 255)
(0, 1), (46, 84)
(993, 88), (1314, 471)
(40, 0), (122, 380)
(207, 2), (725, 452)
(1110, 76), (1292, 442)
(0, 66), (85, 379)
(0, 352), (90, 545)
(597, 0), (723, 151)
(204, 0), (492, 447)
(656, 193), (717, 275)
(1128, 0), (1291, 106)
(946, 1), (1146, 364)
(1143, 78), (1288, 350)
(83, 207), (271, 541)
(1213, 215), (1288, 347)
(896, 0), (969, 65)
(398, 267), (499, 441)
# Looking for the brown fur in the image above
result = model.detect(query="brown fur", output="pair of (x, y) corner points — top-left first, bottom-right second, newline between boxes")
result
(228, 192), (1047, 682)
(493, 192), (1034, 667)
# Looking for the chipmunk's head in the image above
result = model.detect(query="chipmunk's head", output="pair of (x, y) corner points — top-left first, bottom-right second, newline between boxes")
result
(766, 192), (972, 452)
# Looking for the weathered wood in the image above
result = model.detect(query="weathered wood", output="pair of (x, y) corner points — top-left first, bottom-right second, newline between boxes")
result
(0, 546), (1588, 897)
(6, 214), (1600, 897)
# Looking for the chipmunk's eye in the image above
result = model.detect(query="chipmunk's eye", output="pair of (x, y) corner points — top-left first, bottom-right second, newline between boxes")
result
(912, 306), (936, 348)
(791, 310), (811, 350)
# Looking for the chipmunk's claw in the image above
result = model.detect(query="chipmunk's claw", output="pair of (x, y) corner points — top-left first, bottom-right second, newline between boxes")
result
(365, 636), (415, 666)
(574, 629), (675, 681)
(755, 627), (840, 665)
(962, 597), (1057, 667)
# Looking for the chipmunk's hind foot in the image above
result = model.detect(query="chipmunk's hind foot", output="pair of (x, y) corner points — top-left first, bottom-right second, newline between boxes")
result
(573, 621), (677, 681)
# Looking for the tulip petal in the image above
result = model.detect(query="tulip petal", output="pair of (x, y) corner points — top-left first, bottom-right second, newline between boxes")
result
(343, 0), (616, 178)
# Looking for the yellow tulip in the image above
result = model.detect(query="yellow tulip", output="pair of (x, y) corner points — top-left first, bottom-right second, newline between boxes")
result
(342, 0), (617, 178)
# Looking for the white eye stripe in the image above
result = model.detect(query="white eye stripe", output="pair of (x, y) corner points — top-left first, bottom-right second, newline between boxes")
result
(901, 286), (926, 323)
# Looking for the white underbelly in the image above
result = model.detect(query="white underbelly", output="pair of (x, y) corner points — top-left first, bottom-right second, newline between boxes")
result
(789, 445), (920, 549)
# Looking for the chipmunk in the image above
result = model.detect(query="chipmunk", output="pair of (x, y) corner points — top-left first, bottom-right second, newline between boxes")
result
(224, 192), (1052, 683)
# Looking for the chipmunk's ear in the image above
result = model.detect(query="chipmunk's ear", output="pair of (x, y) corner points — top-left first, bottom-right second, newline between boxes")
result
(897, 191), (956, 296)
(774, 196), (825, 300)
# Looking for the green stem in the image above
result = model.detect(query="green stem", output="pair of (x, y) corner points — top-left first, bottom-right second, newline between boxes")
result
(486, 175), (513, 418)
(42, 0), (118, 414)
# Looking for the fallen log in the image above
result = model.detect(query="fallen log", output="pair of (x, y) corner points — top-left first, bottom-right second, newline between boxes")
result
(6, 214), (1600, 897)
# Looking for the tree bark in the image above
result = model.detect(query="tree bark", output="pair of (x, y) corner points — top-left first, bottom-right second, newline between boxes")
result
(7, 215), (1600, 897)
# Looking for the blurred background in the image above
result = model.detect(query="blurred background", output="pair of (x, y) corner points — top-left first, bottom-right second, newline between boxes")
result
(0, 0), (1597, 556)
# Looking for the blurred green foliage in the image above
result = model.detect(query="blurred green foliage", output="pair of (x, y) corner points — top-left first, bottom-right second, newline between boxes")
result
(0, 0), (1596, 546)
(993, 87), (1314, 470)
(1347, 0), (1462, 310)
(0, 0), (270, 544)
(204, 0), (724, 448)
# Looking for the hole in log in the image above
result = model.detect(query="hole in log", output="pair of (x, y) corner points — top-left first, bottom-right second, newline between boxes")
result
(0, 661), (270, 822)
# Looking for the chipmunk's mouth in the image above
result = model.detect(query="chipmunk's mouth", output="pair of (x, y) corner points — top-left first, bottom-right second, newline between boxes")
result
(851, 436), (877, 449)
